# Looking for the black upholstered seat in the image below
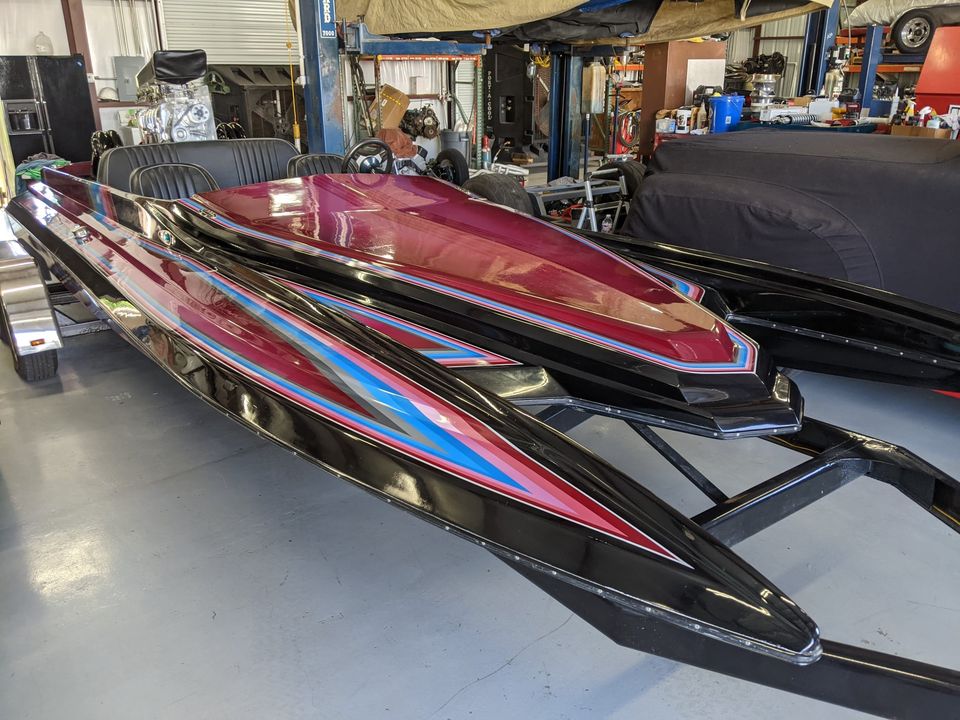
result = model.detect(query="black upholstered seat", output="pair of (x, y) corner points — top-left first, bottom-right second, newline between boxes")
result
(287, 153), (356, 177)
(129, 162), (219, 199)
(98, 138), (298, 193)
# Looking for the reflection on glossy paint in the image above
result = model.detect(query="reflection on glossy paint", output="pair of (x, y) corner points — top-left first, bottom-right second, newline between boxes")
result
(141, 214), (157, 238)
(102, 298), (145, 332)
(7, 282), (44, 293)
(706, 586), (772, 617)
(268, 191), (305, 216)
(383, 470), (429, 508)
(240, 392), (258, 423)
(28, 527), (111, 599)
(36, 184), (57, 203)
(497, 374), (554, 399)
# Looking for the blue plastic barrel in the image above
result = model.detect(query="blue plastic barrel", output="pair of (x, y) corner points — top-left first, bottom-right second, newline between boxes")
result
(708, 95), (745, 133)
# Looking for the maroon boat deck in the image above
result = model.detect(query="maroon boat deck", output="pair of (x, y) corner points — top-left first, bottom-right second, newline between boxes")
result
(187, 174), (755, 373)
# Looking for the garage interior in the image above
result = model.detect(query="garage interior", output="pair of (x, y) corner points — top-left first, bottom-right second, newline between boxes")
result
(1, 1), (959, 719)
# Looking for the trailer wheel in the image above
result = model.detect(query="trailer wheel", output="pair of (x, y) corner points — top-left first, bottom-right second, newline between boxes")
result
(13, 349), (58, 382)
(462, 174), (534, 215)
(0, 303), (58, 382)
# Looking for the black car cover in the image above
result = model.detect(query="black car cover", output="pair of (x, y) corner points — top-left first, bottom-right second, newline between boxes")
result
(623, 130), (960, 312)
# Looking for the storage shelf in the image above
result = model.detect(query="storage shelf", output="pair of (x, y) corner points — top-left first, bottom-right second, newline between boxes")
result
(883, 52), (927, 63)
(848, 63), (924, 74)
(848, 49), (926, 74)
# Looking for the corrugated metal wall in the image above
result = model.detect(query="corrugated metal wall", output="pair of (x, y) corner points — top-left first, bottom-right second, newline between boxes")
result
(726, 17), (808, 96)
(726, 28), (755, 67)
(454, 60), (477, 131)
(160, 0), (299, 64)
(758, 17), (806, 96)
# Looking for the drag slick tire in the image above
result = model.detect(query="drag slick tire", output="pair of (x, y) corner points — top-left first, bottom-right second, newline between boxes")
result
(433, 149), (470, 186)
(461, 174), (534, 215)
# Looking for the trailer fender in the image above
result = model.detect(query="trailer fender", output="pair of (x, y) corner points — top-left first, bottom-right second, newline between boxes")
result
(0, 236), (62, 379)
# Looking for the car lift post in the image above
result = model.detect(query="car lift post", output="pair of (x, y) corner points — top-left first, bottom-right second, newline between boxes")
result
(547, 50), (583, 181)
(798, 0), (843, 95)
(857, 24), (886, 111)
(298, 0), (346, 154)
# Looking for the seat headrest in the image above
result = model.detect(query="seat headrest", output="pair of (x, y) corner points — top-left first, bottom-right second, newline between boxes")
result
(137, 49), (207, 86)
(129, 162), (219, 200)
(287, 153), (356, 177)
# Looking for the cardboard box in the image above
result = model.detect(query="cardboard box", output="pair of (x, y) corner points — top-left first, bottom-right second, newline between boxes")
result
(370, 84), (410, 130)
(890, 124), (952, 139)
(619, 86), (643, 111)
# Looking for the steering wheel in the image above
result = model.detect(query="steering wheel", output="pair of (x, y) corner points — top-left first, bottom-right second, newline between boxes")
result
(342, 138), (394, 174)
(90, 129), (123, 176)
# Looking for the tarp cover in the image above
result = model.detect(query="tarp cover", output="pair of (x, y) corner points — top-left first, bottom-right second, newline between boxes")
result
(506, 3), (664, 43)
(336, 0), (832, 44)
(629, 0), (830, 45)
(846, 0), (956, 27)
(336, 0), (583, 33)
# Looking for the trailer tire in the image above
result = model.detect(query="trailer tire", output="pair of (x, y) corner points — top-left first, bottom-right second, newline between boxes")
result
(1, 302), (58, 382)
(462, 174), (534, 215)
(14, 349), (58, 383)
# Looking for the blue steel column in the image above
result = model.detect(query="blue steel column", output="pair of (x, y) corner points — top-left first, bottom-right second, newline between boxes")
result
(298, 0), (345, 154)
(800, 0), (843, 95)
(858, 24), (884, 111)
(798, 11), (824, 94)
(546, 52), (584, 181)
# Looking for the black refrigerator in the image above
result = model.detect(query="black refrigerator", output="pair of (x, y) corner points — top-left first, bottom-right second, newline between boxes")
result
(1, 54), (96, 165)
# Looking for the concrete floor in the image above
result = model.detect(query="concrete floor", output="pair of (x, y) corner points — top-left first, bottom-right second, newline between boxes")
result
(2, 330), (960, 720)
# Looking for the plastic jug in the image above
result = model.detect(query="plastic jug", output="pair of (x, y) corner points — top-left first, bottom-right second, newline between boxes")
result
(708, 95), (745, 133)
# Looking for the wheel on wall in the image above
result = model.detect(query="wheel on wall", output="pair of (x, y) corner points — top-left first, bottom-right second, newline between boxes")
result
(893, 10), (938, 54)
(595, 159), (647, 199)
(433, 149), (470, 186)
(461, 174), (535, 215)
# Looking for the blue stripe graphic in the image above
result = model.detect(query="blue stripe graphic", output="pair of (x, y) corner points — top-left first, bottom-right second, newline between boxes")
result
(73, 218), (529, 493)
(298, 288), (492, 364)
